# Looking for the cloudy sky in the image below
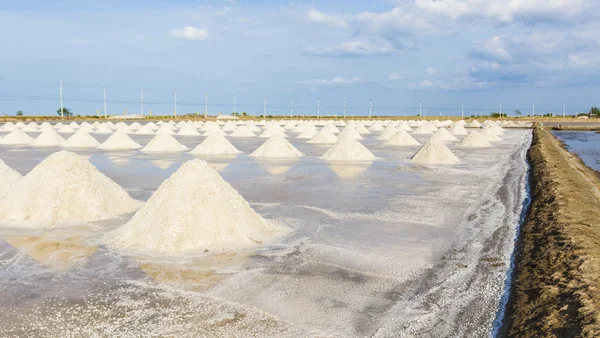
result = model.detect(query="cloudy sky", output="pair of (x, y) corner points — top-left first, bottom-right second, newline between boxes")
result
(1, 0), (598, 117)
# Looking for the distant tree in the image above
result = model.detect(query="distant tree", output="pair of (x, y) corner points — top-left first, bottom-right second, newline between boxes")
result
(589, 107), (600, 116)
(56, 107), (73, 117)
(15, 110), (23, 117)
(514, 110), (522, 117)
(490, 112), (501, 118)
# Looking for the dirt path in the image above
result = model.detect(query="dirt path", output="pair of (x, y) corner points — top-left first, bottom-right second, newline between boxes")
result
(504, 128), (600, 337)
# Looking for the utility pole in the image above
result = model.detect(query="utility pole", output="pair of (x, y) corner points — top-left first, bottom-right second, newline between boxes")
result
(317, 97), (320, 118)
(233, 94), (236, 115)
(563, 103), (566, 118)
(103, 86), (107, 118)
(59, 78), (64, 118)
(290, 97), (294, 117)
(461, 101), (464, 119)
(174, 90), (177, 117)
(532, 103), (535, 117)
(369, 98), (372, 118)
(204, 93), (208, 119)
(140, 88), (144, 117)
(499, 101), (502, 118)
(419, 100), (422, 117)
(343, 97), (346, 118)
(263, 96), (267, 116)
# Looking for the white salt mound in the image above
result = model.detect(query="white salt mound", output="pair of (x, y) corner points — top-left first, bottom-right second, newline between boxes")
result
(0, 159), (22, 198)
(295, 128), (318, 139)
(57, 126), (76, 133)
(250, 137), (303, 158)
(0, 151), (141, 227)
(458, 131), (492, 147)
(189, 135), (241, 155)
(429, 128), (458, 142)
(449, 124), (468, 136)
(410, 138), (460, 164)
(384, 130), (421, 146)
(63, 129), (100, 148)
(0, 129), (33, 145)
(31, 128), (65, 147)
(321, 137), (377, 161)
(377, 127), (399, 140)
(337, 127), (363, 140)
(97, 130), (142, 150)
(177, 125), (200, 136)
(135, 125), (156, 135)
(107, 159), (281, 255)
(307, 129), (338, 144)
(142, 133), (189, 153)
(229, 125), (256, 137)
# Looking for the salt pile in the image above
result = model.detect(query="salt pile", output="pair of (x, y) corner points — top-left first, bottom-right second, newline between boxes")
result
(353, 123), (371, 134)
(480, 127), (502, 141)
(384, 130), (421, 146)
(134, 125), (156, 135)
(258, 128), (287, 138)
(377, 127), (399, 140)
(250, 137), (303, 158)
(458, 131), (492, 147)
(337, 127), (363, 140)
(156, 125), (175, 135)
(57, 125), (76, 133)
(94, 124), (114, 134)
(177, 125), (200, 136)
(31, 128), (66, 147)
(368, 121), (384, 131)
(62, 129), (101, 148)
(229, 125), (256, 137)
(412, 122), (438, 135)
(107, 159), (281, 254)
(0, 151), (141, 227)
(449, 123), (468, 136)
(467, 120), (482, 128)
(189, 135), (241, 155)
(321, 137), (377, 161)
(410, 138), (460, 164)
(0, 159), (22, 198)
(0, 129), (33, 145)
(307, 129), (338, 144)
(97, 130), (142, 150)
(22, 124), (39, 132)
(429, 128), (458, 142)
(142, 133), (188, 153)
(1, 122), (16, 132)
(295, 128), (318, 139)
(322, 124), (341, 134)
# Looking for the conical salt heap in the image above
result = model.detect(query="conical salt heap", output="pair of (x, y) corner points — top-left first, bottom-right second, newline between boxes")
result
(1, 122), (16, 132)
(62, 129), (101, 148)
(307, 129), (338, 144)
(384, 129), (421, 146)
(250, 136), (303, 158)
(337, 126), (364, 140)
(0, 151), (141, 227)
(258, 128), (287, 138)
(57, 125), (76, 133)
(377, 126), (399, 140)
(0, 159), (22, 198)
(31, 128), (66, 147)
(449, 123), (468, 136)
(428, 128), (458, 142)
(177, 125), (200, 136)
(142, 133), (188, 153)
(412, 122), (438, 135)
(0, 129), (33, 145)
(93, 124), (114, 134)
(190, 135), (241, 155)
(134, 124), (156, 135)
(22, 123), (39, 132)
(321, 137), (377, 161)
(410, 138), (460, 164)
(295, 128), (318, 139)
(229, 125), (256, 137)
(97, 130), (142, 150)
(480, 127), (502, 141)
(107, 159), (282, 255)
(458, 131), (492, 147)
(467, 120), (482, 128)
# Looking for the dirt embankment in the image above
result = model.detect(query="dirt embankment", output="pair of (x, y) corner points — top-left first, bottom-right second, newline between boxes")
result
(504, 128), (600, 337)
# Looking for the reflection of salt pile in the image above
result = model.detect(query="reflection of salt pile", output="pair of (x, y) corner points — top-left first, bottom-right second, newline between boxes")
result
(31, 128), (65, 147)
(97, 130), (142, 150)
(142, 133), (188, 153)
(410, 138), (460, 164)
(0, 159), (22, 198)
(63, 129), (100, 148)
(0, 151), (141, 227)
(250, 137), (303, 158)
(321, 137), (377, 161)
(384, 130), (421, 146)
(307, 129), (338, 144)
(108, 159), (281, 254)
(329, 162), (371, 179)
(458, 131), (492, 147)
(190, 135), (241, 155)
(0, 129), (33, 145)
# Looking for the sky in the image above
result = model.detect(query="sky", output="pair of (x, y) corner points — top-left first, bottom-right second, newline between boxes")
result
(1, 0), (599, 117)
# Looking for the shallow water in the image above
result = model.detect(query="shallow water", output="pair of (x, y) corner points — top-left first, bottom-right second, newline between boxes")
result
(0, 127), (531, 337)
(552, 131), (600, 171)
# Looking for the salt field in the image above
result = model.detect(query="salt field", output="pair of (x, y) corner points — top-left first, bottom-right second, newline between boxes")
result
(553, 131), (600, 172)
(0, 120), (531, 337)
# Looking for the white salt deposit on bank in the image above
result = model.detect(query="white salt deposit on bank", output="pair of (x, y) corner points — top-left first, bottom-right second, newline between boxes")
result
(142, 133), (189, 153)
(307, 129), (338, 144)
(0, 151), (141, 227)
(458, 131), (492, 147)
(97, 130), (142, 150)
(107, 159), (282, 255)
(189, 135), (241, 155)
(410, 138), (460, 164)
(250, 137), (303, 158)
(31, 128), (66, 147)
(0, 129), (33, 145)
(62, 129), (101, 148)
(321, 137), (377, 161)
(384, 130), (421, 146)
(0, 159), (22, 198)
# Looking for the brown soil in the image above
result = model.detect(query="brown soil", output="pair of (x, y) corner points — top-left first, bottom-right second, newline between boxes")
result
(504, 128), (600, 337)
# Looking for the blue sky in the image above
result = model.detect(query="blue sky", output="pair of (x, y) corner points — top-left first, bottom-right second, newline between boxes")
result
(1, 0), (599, 117)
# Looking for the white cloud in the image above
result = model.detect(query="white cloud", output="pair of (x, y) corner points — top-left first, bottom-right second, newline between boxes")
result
(302, 76), (361, 85)
(304, 39), (395, 57)
(409, 80), (434, 90)
(388, 72), (403, 80)
(169, 26), (208, 41)
(425, 67), (436, 74)
(306, 8), (348, 28)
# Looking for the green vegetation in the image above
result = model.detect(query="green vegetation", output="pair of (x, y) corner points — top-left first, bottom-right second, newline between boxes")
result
(15, 110), (23, 117)
(589, 107), (600, 116)
(514, 110), (522, 117)
(56, 107), (73, 117)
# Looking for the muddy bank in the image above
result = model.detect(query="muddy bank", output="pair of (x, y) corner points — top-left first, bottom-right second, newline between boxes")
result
(504, 128), (600, 337)
(552, 125), (600, 131)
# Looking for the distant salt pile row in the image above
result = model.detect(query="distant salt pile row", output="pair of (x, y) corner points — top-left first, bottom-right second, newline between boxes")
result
(0, 151), (141, 227)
